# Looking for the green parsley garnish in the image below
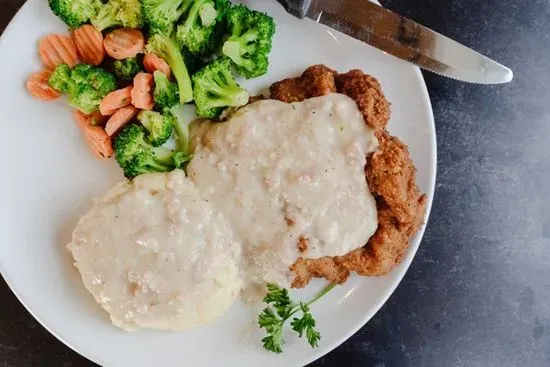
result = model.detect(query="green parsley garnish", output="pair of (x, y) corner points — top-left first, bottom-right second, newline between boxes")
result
(258, 283), (336, 353)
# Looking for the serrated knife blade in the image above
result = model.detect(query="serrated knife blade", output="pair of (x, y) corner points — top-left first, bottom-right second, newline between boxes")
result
(275, 0), (513, 84)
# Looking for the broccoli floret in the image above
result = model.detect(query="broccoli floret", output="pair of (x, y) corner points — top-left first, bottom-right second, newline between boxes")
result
(176, 0), (229, 55)
(114, 123), (177, 178)
(69, 84), (103, 114)
(49, 64), (75, 94)
(192, 57), (249, 119)
(113, 57), (142, 81)
(198, 2), (218, 27)
(153, 71), (179, 112)
(114, 104), (194, 177)
(142, 0), (193, 35)
(48, 0), (101, 28)
(137, 110), (174, 147)
(72, 64), (117, 95)
(50, 64), (117, 114)
(146, 33), (193, 103)
(91, 0), (143, 31)
(222, 4), (275, 79)
(181, 47), (204, 75)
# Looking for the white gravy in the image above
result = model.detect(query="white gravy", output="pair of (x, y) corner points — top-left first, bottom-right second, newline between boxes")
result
(68, 93), (379, 331)
(67, 170), (242, 331)
(188, 94), (379, 288)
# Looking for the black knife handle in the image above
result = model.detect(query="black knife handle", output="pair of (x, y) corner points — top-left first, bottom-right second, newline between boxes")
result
(276, 0), (311, 19)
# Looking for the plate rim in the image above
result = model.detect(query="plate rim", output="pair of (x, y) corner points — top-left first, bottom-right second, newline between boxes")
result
(0, 0), (437, 365)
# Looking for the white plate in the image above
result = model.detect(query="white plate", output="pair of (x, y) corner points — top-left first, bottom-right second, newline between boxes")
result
(0, 0), (436, 365)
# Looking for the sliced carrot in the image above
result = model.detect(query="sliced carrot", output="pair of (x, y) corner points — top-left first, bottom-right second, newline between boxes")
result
(131, 72), (154, 110)
(85, 127), (115, 159)
(103, 28), (145, 60)
(73, 25), (105, 66)
(105, 105), (139, 137)
(74, 109), (107, 126)
(99, 86), (133, 116)
(88, 110), (108, 126)
(26, 70), (61, 101)
(143, 53), (171, 78)
(73, 109), (114, 159)
(73, 109), (90, 129)
(39, 34), (79, 69)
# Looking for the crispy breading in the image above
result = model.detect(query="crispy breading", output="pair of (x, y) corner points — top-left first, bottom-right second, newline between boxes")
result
(269, 64), (337, 102)
(335, 70), (391, 131)
(268, 65), (426, 288)
(366, 132), (427, 228)
(291, 256), (350, 287)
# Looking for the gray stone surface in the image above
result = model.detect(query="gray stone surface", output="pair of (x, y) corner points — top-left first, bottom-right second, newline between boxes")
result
(1, 0), (549, 366)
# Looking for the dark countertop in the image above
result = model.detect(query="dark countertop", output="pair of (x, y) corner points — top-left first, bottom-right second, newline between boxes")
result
(1, 0), (549, 366)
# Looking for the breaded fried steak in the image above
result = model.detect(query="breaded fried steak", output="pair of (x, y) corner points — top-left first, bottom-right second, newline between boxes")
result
(270, 65), (427, 288)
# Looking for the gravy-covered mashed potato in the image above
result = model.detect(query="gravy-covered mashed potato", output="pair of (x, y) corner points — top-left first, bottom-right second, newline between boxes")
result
(68, 94), (379, 331)
(67, 170), (242, 331)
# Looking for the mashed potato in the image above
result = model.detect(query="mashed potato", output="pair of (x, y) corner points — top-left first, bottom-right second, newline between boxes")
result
(67, 170), (242, 331)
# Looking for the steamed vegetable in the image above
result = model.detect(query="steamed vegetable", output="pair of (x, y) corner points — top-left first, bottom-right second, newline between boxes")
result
(48, 0), (101, 28)
(49, 63), (117, 114)
(112, 57), (142, 81)
(176, 0), (229, 55)
(152, 71), (179, 112)
(222, 4), (275, 79)
(192, 57), (249, 119)
(114, 104), (192, 178)
(91, 0), (143, 31)
(137, 110), (174, 146)
(142, 0), (193, 35)
(146, 33), (194, 103)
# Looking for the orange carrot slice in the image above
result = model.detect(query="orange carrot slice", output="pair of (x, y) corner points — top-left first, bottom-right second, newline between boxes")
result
(99, 86), (133, 116)
(103, 28), (145, 60)
(88, 110), (108, 126)
(105, 105), (139, 137)
(26, 70), (61, 101)
(39, 34), (79, 69)
(73, 109), (114, 159)
(85, 127), (115, 159)
(143, 53), (171, 78)
(74, 109), (107, 127)
(131, 72), (154, 110)
(73, 25), (105, 66)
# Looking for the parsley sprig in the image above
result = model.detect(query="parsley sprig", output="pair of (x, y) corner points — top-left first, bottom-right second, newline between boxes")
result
(258, 283), (336, 353)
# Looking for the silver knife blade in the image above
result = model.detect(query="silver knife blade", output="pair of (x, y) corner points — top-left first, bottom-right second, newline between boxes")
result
(302, 0), (513, 84)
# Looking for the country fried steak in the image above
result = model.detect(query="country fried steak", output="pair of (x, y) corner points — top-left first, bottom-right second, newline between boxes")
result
(270, 65), (427, 288)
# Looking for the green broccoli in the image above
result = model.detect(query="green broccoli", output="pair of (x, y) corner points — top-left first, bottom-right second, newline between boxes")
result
(69, 84), (104, 114)
(142, 0), (193, 35)
(222, 4), (275, 79)
(153, 71), (179, 112)
(170, 103), (192, 155)
(114, 123), (177, 178)
(176, 0), (229, 55)
(181, 47), (205, 76)
(48, 64), (75, 94)
(112, 57), (142, 81)
(192, 57), (249, 119)
(49, 63), (117, 114)
(137, 110), (174, 147)
(146, 33), (193, 103)
(114, 105), (192, 178)
(72, 64), (117, 96)
(91, 0), (143, 32)
(48, 0), (101, 28)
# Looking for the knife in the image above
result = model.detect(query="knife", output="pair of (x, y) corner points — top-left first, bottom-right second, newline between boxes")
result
(275, 0), (513, 84)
